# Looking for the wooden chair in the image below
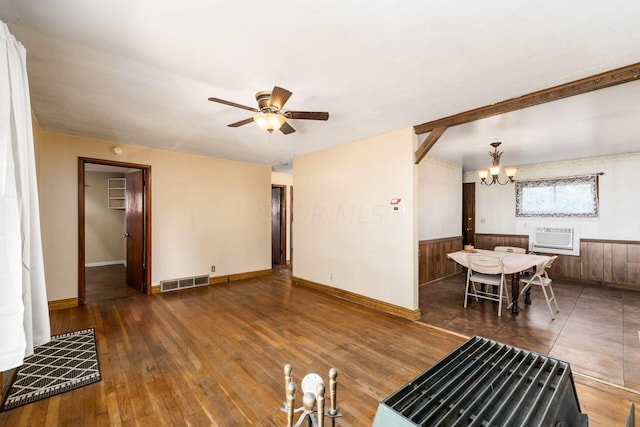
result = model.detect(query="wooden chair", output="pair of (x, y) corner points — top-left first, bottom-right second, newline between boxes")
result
(519, 256), (559, 319)
(465, 255), (509, 317)
(494, 246), (526, 254)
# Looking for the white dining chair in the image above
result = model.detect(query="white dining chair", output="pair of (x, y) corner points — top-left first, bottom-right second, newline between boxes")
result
(519, 256), (559, 319)
(465, 255), (509, 317)
(494, 245), (531, 275)
(494, 246), (526, 254)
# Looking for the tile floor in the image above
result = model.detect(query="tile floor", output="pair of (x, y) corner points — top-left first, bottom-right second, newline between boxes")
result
(419, 274), (640, 390)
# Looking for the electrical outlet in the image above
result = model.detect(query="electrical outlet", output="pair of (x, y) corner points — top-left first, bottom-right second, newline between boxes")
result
(211, 265), (216, 272)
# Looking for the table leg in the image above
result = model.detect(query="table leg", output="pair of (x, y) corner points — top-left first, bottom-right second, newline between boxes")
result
(510, 273), (520, 314)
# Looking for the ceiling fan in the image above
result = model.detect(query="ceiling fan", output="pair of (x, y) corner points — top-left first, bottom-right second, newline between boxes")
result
(208, 86), (329, 134)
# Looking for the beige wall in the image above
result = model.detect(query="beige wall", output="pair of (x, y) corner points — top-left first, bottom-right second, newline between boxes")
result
(292, 128), (419, 310)
(465, 152), (640, 240)
(85, 171), (126, 265)
(271, 172), (293, 262)
(34, 123), (271, 301)
(418, 156), (462, 240)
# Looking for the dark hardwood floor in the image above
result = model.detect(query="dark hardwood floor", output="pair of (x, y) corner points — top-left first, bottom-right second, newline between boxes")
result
(85, 264), (140, 302)
(420, 273), (640, 391)
(1, 266), (638, 426)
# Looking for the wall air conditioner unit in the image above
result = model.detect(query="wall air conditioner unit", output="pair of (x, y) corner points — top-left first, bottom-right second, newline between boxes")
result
(530, 226), (579, 256)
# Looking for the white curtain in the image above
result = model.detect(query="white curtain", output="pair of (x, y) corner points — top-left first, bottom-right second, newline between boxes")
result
(0, 21), (51, 372)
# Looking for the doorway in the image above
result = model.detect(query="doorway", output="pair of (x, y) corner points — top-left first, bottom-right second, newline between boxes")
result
(462, 182), (476, 246)
(78, 157), (152, 305)
(271, 185), (286, 265)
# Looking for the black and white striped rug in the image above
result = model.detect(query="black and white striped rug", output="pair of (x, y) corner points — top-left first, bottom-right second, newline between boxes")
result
(1, 328), (101, 411)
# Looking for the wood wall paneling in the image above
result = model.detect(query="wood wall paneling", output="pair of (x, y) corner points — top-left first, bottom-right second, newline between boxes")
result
(610, 244), (628, 284)
(628, 245), (640, 286)
(469, 234), (640, 290)
(419, 236), (463, 284)
(474, 234), (528, 252)
(549, 250), (582, 281)
(585, 242), (605, 282)
(629, 263), (640, 287)
(603, 243), (612, 283)
(628, 245), (640, 262)
(421, 233), (640, 289)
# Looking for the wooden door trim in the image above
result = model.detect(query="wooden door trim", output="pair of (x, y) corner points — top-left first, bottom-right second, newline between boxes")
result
(78, 157), (152, 305)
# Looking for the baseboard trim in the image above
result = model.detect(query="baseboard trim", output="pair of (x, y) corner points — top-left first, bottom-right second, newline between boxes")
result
(151, 284), (161, 294)
(209, 275), (229, 285)
(229, 269), (272, 282)
(208, 269), (273, 285)
(48, 298), (79, 311)
(292, 276), (421, 321)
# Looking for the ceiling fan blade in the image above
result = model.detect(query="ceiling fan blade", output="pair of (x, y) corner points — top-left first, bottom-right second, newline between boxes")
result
(208, 97), (258, 113)
(269, 86), (293, 110)
(284, 111), (329, 121)
(280, 121), (296, 135)
(228, 117), (254, 127)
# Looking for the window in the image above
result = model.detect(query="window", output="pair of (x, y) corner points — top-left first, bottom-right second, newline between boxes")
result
(516, 175), (599, 217)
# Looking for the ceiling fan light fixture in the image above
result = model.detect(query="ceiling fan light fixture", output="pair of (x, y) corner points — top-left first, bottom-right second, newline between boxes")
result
(209, 85), (328, 135)
(253, 112), (286, 133)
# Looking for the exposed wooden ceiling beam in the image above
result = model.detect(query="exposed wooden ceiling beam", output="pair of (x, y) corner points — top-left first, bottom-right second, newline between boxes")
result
(414, 126), (447, 164)
(413, 62), (640, 135)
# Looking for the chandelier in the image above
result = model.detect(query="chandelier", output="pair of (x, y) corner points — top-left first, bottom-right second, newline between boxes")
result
(478, 142), (517, 186)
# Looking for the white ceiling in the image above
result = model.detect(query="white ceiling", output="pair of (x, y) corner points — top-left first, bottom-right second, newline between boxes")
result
(2, 1), (640, 172)
(428, 79), (640, 171)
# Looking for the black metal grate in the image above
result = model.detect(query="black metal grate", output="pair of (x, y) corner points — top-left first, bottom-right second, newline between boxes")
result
(160, 280), (179, 292)
(194, 275), (209, 286)
(179, 278), (194, 288)
(374, 336), (588, 426)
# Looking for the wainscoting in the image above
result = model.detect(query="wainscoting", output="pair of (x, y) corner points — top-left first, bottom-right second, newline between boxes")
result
(578, 239), (640, 290)
(419, 233), (640, 289)
(474, 233), (640, 290)
(474, 233), (529, 252)
(418, 236), (463, 284)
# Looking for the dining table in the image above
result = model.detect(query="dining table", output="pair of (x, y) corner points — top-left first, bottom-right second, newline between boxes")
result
(447, 249), (553, 314)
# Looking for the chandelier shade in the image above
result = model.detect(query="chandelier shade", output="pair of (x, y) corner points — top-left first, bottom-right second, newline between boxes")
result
(479, 142), (516, 186)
